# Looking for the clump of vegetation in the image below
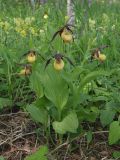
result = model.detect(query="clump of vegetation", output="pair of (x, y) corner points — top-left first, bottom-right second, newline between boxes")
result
(0, 0), (120, 159)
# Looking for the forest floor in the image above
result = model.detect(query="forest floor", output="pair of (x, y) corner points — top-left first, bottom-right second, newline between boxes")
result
(0, 108), (119, 160)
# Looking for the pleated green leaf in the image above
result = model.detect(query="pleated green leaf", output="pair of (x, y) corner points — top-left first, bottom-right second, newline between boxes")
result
(53, 112), (78, 134)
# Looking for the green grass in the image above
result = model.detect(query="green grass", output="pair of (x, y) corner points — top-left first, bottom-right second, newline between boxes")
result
(0, 0), (120, 159)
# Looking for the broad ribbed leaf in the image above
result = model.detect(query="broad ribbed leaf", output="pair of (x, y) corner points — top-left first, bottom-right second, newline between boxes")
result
(30, 72), (44, 98)
(109, 121), (120, 145)
(26, 104), (47, 125)
(42, 67), (69, 110)
(100, 109), (116, 127)
(53, 112), (78, 134)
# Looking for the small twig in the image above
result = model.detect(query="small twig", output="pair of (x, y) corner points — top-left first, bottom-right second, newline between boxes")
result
(101, 157), (108, 160)
(0, 131), (7, 136)
(48, 130), (109, 155)
(92, 131), (109, 134)
(0, 111), (27, 117)
(0, 132), (36, 146)
(79, 136), (86, 159)
(83, 130), (109, 137)
(0, 138), (10, 146)
(0, 120), (10, 127)
(64, 144), (70, 160)
(12, 131), (36, 142)
(48, 142), (68, 155)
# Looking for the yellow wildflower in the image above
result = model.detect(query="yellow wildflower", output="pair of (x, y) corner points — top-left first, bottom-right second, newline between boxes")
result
(15, 27), (21, 33)
(29, 27), (35, 34)
(54, 59), (64, 70)
(61, 28), (73, 43)
(39, 29), (45, 36)
(0, 21), (4, 27)
(29, 27), (38, 36)
(25, 17), (32, 25)
(39, 29), (44, 33)
(19, 68), (31, 75)
(20, 30), (27, 37)
(0, 21), (10, 31)
(99, 54), (106, 61)
(89, 18), (96, 29)
(111, 24), (115, 30)
(31, 17), (35, 21)
(102, 13), (110, 24)
(27, 51), (36, 63)
(44, 13), (48, 19)
(92, 50), (106, 62)
(14, 18), (24, 26)
(101, 0), (105, 3)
